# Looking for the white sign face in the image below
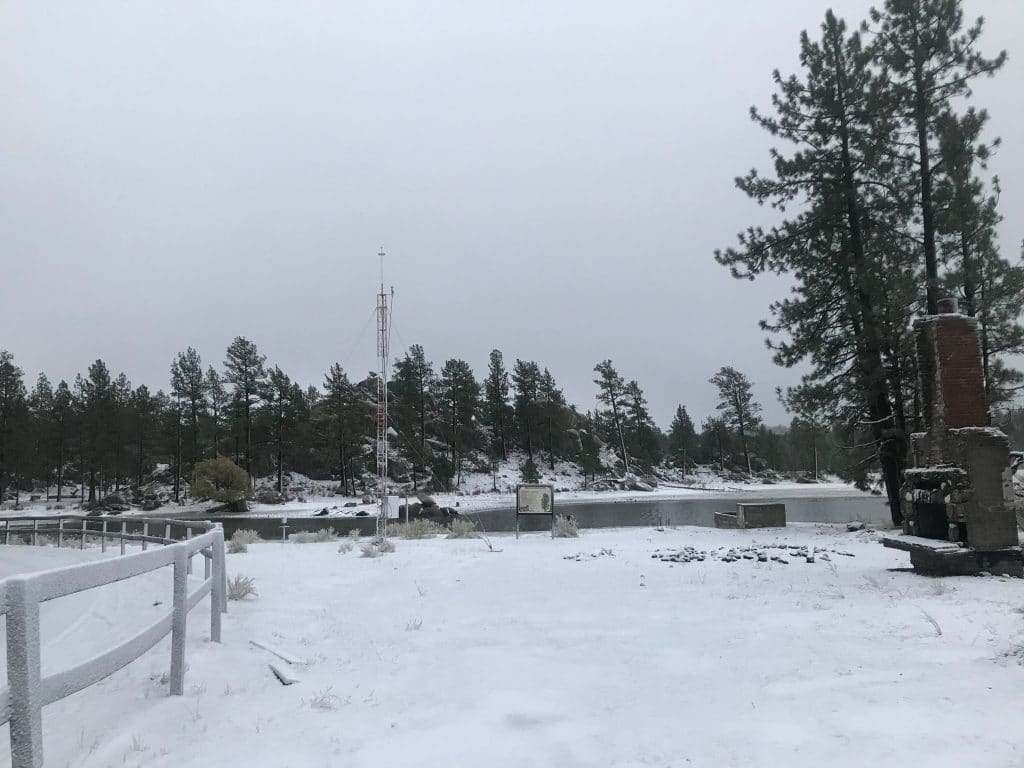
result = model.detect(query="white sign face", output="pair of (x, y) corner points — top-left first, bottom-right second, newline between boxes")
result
(517, 485), (553, 515)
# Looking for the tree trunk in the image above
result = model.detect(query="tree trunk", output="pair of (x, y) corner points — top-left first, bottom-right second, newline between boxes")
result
(833, 39), (905, 524)
(914, 62), (940, 315)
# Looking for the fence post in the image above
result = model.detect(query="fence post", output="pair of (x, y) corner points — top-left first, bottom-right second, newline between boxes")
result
(4, 519), (9, 545)
(142, 522), (149, 551)
(211, 528), (225, 642)
(6, 577), (44, 768)
(57, 518), (64, 548)
(80, 518), (86, 549)
(31, 520), (38, 547)
(170, 546), (188, 695)
(186, 527), (193, 575)
(101, 519), (107, 553)
(120, 520), (127, 556)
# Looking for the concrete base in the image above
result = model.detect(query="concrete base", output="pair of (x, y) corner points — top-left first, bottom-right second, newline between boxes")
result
(714, 503), (786, 530)
(882, 534), (1023, 577)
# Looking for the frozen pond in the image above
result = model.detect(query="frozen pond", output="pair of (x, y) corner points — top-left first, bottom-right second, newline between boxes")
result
(471, 488), (892, 533)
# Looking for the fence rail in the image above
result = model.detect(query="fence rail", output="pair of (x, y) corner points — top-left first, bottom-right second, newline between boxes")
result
(0, 515), (227, 768)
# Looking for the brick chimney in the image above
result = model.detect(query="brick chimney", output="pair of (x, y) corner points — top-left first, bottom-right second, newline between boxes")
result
(915, 298), (989, 456)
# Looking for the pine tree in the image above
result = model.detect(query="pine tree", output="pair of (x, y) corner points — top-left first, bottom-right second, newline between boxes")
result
(204, 366), (230, 457)
(52, 380), (72, 500)
(75, 360), (118, 501)
(716, 11), (909, 521)
(578, 413), (604, 487)
(0, 351), (28, 499)
(27, 374), (56, 495)
(264, 366), (302, 492)
(667, 405), (698, 470)
(391, 344), (436, 455)
(129, 384), (161, 491)
(710, 367), (762, 474)
(593, 360), (630, 474)
(110, 372), (132, 494)
(223, 337), (266, 483)
(323, 363), (368, 496)
(439, 358), (480, 486)
(171, 347), (206, 473)
(869, 0), (1006, 314)
(932, 109), (1024, 405)
(701, 416), (729, 472)
(623, 379), (660, 469)
(512, 360), (541, 462)
(538, 368), (568, 470)
(483, 349), (511, 461)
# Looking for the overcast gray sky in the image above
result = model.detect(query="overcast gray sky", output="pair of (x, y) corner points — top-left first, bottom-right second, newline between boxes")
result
(2, 1), (1022, 427)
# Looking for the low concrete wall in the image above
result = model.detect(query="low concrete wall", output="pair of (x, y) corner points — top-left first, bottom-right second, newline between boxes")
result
(737, 503), (786, 528)
(157, 492), (890, 539)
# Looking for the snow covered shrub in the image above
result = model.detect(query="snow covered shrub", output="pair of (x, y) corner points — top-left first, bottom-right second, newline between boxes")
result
(520, 457), (540, 483)
(192, 457), (251, 508)
(347, 529), (361, 540)
(360, 538), (396, 557)
(337, 540), (354, 554)
(390, 519), (444, 539)
(292, 528), (335, 543)
(553, 515), (579, 538)
(227, 574), (258, 600)
(446, 518), (478, 538)
(307, 687), (345, 710)
(228, 529), (260, 553)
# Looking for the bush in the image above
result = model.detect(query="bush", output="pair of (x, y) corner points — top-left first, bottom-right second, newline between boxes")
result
(520, 458), (540, 483)
(227, 574), (258, 600)
(390, 519), (444, 539)
(553, 515), (579, 538)
(291, 528), (335, 544)
(228, 529), (260, 553)
(193, 458), (251, 505)
(360, 538), (396, 557)
(447, 518), (478, 539)
(337, 540), (354, 554)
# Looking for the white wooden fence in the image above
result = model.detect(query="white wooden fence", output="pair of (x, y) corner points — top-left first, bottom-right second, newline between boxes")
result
(0, 515), (227, 768)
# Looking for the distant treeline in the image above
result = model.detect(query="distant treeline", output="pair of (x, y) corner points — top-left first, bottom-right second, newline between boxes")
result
(1, 342), (852, 503)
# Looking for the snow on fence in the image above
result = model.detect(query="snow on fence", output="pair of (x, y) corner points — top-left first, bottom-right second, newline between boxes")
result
(0, 515), (227, 768)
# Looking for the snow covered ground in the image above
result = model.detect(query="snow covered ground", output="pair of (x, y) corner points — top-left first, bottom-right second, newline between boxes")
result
(6, 523), (1023, 767)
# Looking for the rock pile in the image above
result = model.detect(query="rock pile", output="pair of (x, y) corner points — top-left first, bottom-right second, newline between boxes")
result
(651, 543), (856, 566)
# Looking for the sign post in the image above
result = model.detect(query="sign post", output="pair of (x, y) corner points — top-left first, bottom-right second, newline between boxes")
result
(515, 484), (555, 539)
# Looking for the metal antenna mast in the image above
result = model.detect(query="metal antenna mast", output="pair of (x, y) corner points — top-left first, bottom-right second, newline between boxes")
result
(375, 247), (392, 539)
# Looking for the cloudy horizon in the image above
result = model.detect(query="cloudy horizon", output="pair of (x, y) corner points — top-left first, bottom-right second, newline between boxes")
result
(2, 0), (1022, 428)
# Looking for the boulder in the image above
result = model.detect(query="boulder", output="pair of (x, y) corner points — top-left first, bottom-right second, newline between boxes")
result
(255, 489), (286, 505)
(417, 493), (437, 508)
(627, 478), (654, 492)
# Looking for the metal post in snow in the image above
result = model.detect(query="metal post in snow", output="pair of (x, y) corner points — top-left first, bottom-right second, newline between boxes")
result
(142, 522), (149, 551)
(31, 520), (37, 547)
(6, 577), (44, 768)
(80, 518), (86, 549)
(120, 520), (127, 556)
(57, 518), (64, 548)
(101, 519), (107, 553)
(170, 546), (188, 695)
(186, 527), (193, 575)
